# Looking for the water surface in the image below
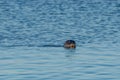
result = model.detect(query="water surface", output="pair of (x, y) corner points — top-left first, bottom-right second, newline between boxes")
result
(0, 0), (120, 79)
(0, 46), (120, 80)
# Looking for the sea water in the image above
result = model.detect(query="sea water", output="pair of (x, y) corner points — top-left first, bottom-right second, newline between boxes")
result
(0, 0), (120, 80)
(0, 46), (120, 80)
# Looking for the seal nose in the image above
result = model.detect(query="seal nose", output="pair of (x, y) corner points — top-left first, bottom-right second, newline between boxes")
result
(64, 40), (76, 48)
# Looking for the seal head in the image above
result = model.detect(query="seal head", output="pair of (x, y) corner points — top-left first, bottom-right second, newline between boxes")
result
(64, 40), (76, 48)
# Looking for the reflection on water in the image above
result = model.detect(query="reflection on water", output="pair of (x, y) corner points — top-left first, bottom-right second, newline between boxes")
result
(64, 49), (76, 58)
(0, 47), (120, 80)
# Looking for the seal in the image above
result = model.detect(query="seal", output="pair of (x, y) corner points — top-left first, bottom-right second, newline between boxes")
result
(64, 40), (76, 48)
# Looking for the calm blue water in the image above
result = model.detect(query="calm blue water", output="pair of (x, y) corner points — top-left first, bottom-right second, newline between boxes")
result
(0, 0), (120, 80)
(0, 46), (120, 80)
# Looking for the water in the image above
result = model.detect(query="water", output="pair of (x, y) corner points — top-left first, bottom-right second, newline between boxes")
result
(0, 0), (120, 80)
(0, 0), (120, 46)
(0, 46), (120, 80)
